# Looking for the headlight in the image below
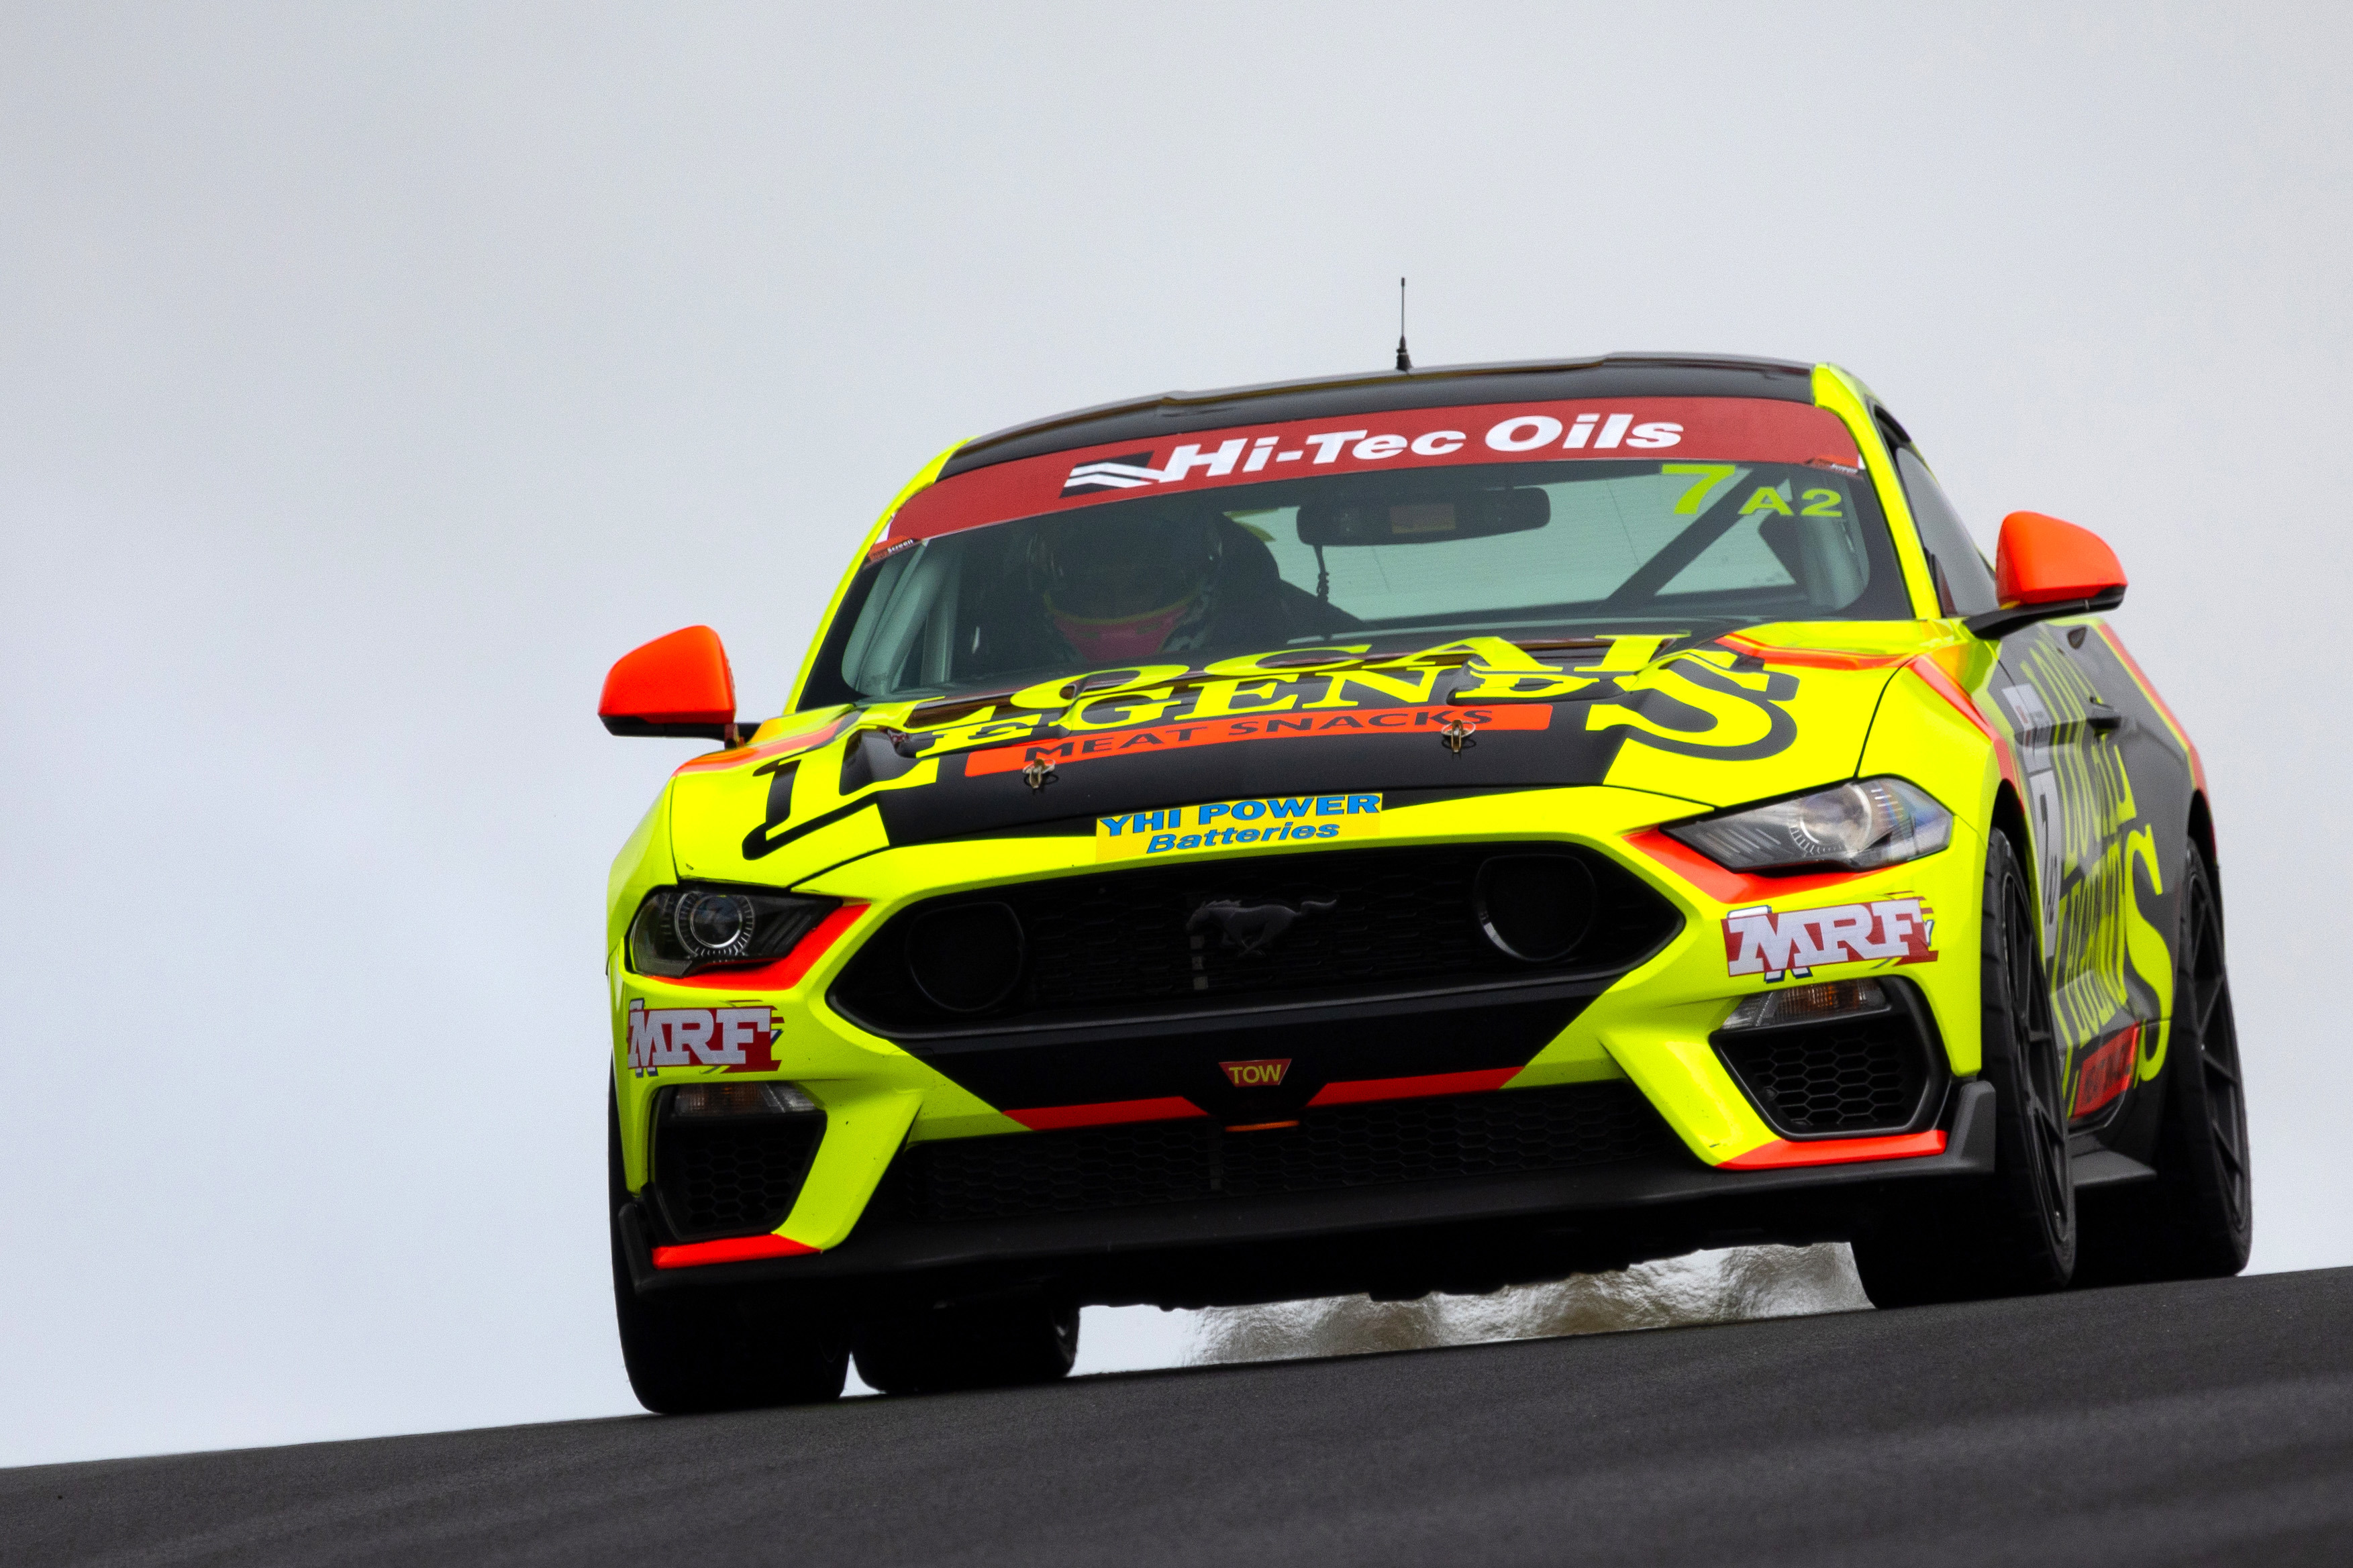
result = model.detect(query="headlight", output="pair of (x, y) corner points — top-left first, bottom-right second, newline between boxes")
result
(1666, 778), (1952, 873)
(628, 884), (838, 978)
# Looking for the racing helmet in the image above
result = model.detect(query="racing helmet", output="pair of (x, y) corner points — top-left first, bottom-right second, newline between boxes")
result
(1034, 508), (1223, 662)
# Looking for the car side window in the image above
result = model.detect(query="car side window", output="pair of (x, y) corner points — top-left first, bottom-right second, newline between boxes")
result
(1892, 446), (1999, 615)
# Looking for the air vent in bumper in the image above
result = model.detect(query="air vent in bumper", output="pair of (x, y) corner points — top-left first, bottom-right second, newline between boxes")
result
(650, 1090), (826, 1242)
(880, 1081), (1678, 1224)
(1711, 981), (1948, 1139)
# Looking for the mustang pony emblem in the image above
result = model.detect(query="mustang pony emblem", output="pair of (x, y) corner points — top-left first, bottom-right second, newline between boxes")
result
(1187, 896), (1337, 957)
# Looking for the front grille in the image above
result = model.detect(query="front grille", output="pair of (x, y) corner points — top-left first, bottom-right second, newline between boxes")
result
(652, 1116), (825, 1241)
(1714, 1009), (1941, 1138)
(832, 841), (1679, 1033)
(882, 1082), (1677, 1224)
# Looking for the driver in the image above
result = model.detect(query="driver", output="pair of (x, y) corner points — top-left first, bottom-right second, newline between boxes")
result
(1032, 509), (1227, 663)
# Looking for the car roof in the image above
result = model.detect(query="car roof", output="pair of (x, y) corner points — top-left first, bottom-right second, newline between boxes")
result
(940, 352), (1820, 478)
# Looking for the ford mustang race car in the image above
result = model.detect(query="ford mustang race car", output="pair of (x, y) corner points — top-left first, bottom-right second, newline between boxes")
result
(600, 354), (2251, 1412)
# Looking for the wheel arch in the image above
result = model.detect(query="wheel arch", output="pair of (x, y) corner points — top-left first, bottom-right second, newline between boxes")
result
(2187, 790), (2217, 878)
(1988, 778), (2036, 943)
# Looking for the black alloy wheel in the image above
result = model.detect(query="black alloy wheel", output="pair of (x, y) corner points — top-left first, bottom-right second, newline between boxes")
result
(1994, 828), (2079, 1278)
(1852, 829), (2076, 1306)
(607, 1084), (850, 1414)
(2074, 847), (2254, 1283)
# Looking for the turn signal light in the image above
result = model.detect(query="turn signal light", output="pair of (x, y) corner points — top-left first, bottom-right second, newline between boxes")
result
(668, 1082), (819, 1118)
(1722, 978), (1889, 1032)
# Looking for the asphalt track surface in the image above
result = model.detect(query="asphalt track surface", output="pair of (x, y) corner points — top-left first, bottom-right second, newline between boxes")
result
(11, 1267), (2352, 1567)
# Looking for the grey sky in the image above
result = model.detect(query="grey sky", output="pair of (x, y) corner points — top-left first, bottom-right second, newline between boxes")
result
(4, 3), (2348, 1466)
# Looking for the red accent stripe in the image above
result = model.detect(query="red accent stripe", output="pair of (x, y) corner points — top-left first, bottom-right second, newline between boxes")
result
(673, 714), (855, 776)
(1903, 656), (1997, 742)
(1716, 634), (1910, 671)
(2096, 626), (2208, 797)
(1005, 1096), (1207, 1131)
(652, 1233), (817, 1269)
(2071, 1023), (2142, 1118)
(1623, 828), (1871, 905)
(1904, 656), (2022, 792)
(1307, 1067), (1520, 1106)
(665, 902), (869, 990)
(1719, 1129), (1946, 1169)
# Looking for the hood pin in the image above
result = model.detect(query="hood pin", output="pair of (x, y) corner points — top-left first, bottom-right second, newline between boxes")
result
(1023, 757), (1058, 792)
(1438, 717), (1477, 755)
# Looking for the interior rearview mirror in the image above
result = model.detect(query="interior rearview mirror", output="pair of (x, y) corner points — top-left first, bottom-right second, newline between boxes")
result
(1964, 511), (2127, 639)
(599, 625), (740, 741)
(1297, 486), (1549, 547)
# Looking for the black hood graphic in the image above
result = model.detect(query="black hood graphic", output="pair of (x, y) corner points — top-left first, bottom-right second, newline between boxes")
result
(746, 647), (1846, 855)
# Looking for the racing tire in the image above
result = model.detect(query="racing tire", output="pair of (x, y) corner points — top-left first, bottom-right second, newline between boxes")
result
(852, 1293), (1081, 1396)
(607, 1086), (849, 1415)
(2072, 846), (2254, 1285)
(1852, 829), (2076, 1306)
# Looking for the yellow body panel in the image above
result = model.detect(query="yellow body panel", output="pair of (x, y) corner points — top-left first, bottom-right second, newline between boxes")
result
(1811, 364), (1942, 620)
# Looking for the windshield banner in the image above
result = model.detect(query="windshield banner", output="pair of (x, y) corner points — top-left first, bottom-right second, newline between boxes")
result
(881, 397), (1862, 554)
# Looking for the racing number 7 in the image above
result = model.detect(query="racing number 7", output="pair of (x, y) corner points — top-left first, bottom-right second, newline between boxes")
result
(1662, 463), (1739, 514)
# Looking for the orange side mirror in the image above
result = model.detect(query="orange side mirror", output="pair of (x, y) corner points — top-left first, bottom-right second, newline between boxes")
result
(1994, 511), (2127, 607)
(599, 625), (738, 740)
(1968, 512), (2127, 639)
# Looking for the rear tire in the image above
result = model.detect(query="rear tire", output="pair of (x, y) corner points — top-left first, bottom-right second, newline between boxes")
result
(1853, 830), (2076, 1306)
(2073, 847), (2253, 1284)
(609, 1085), (848, 1414)
(853, 1293), (1081, 1396)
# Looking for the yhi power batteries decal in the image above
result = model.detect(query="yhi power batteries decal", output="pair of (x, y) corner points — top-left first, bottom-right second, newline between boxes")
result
(627, 1002), (776, 1076)
(1723, 897), (1936, 982)
(1097, 793), (1383, 861)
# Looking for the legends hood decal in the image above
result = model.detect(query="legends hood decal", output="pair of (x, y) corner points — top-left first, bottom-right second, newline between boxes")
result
(664, 633), (1909, 876)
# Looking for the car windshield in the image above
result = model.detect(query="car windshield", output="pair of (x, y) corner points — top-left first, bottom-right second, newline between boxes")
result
(806, 457), (1908, 708)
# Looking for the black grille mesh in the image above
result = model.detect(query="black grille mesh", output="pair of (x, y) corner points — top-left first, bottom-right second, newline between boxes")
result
(1022, 849), (1482, 1009)
(834, 842), (1678, 1032)
(653, 1117), (824, 1241)
(1715, 1014), (1934, 1137)
(883, 1082), (1676, 1224)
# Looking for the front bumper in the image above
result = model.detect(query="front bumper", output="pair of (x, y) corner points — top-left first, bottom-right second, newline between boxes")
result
(612, 783), (1989, 1296)
(619, 1082), (1995, 1305)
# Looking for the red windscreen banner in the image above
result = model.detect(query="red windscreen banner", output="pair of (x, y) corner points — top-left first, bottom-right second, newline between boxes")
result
(881, 396), (1861, 554)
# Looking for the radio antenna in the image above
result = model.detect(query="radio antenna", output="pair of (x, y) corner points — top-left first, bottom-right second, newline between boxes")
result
(1395, 276), (1412, 372)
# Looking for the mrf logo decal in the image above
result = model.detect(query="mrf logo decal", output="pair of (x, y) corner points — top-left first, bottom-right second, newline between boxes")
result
(1220, 1058), (1292, 1088)
(1723, 897), (1936, 982)
(626, 1002), (776, 1076)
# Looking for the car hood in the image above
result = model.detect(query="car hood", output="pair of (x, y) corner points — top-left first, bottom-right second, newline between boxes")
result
(668, 624), (1960, 884)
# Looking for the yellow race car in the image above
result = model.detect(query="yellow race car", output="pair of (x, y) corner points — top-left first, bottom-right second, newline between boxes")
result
(600, 355), (2249, 1411)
